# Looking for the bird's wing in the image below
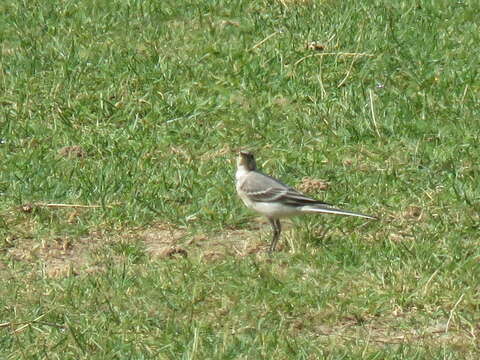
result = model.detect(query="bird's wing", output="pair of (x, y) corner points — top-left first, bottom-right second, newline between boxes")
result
(240, 171), (330, 206)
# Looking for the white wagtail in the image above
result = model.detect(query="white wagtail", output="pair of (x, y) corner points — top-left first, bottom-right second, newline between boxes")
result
(236, 151), (377, 252)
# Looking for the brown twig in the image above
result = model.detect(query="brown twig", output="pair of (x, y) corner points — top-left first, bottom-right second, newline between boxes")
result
(33, 203), (115, 209)
(294, 52), (374, 66)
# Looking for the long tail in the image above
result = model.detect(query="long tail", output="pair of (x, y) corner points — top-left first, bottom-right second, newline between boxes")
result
(301, 204), (377, 220)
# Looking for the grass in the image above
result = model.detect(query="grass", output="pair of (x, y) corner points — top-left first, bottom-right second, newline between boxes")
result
(1, 0), (480, 358)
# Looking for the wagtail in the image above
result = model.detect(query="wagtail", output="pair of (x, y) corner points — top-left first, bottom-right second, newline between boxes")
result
(235, 151), (376, 252)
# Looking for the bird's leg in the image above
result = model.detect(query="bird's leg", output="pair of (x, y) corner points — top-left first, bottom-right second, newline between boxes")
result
(268, 218), (282, 253)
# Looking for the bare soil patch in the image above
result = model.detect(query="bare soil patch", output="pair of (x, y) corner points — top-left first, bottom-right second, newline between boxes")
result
(3, 221), (274, 278)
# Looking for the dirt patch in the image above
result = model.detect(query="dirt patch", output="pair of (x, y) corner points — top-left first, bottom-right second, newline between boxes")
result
(142, 222), (269, 261)
(58, 145), (87, 159)
(297, 177), (329, 193)
(6, 233), (106, 278)
(2, 221), (275, 278)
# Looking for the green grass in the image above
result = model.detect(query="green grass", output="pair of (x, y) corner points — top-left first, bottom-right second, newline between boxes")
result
(1, 0), (480, 358)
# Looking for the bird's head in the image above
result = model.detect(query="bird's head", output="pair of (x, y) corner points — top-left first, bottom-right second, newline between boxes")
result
(237, 150), (257, 171)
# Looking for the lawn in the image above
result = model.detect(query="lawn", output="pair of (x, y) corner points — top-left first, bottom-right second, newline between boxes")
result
(1, 0), (480, 358)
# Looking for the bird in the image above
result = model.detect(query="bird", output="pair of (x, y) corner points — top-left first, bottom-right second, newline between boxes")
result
(235, 150), (376, 253)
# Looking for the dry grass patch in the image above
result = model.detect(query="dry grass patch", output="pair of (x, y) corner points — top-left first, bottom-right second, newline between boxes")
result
(308, 317), (477, 348)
